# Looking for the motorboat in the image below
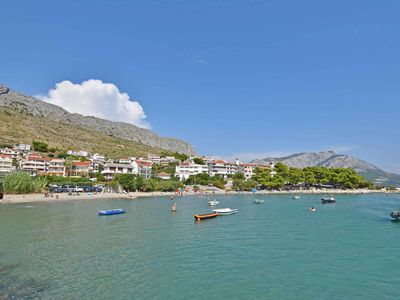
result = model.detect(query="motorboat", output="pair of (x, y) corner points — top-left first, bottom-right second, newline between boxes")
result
(293, 195), (300, 200)
(194, 212), (218, 221)
(321, 197), (336, 204)
(208, 199), (219, 206)
(254, 199), (264, 204)
(98, 208), (125, 216)
(309, 207), (316, 212)
(390, 210), (400, 220)
(212, 208), (238, 215)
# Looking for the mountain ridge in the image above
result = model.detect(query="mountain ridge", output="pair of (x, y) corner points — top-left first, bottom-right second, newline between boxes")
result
(250, 151), (400, 186)
(0, 84), (195, 155)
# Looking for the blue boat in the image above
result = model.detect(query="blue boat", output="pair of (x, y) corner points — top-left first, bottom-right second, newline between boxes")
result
(98, 209), (125, 216)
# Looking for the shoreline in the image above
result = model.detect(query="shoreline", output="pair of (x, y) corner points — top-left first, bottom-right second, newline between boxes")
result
(0, 189), (398, 205)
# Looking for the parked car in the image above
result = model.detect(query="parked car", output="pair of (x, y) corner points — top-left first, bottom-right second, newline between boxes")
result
(0, 182), (4, 200)
(74, 186), (84, 193)
(49, 185), (63, 193)
(61, 185), (75, 193)
(92, 186), (103, 193)
(83, 186), (93, 192)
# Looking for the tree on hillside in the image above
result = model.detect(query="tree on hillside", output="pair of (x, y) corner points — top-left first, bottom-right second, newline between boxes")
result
(193, 157), (205, 165)
(32, 140), (48, 152)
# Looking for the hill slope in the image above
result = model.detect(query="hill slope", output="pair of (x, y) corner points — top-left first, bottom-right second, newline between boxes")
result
(0, 84), (195, 155)
(250, 151), (400, 186)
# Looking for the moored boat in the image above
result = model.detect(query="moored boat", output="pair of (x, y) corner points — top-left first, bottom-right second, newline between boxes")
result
(194, 212), (218, 221)
(321, 197), (336, 204)
(254, 199), (264, 204)
(390, 210), (400, 220)
(98, 208), (125, 216)
(293, 195), (300, 200)
(212, 208), (238, 215)
(208, 199), (219, 206)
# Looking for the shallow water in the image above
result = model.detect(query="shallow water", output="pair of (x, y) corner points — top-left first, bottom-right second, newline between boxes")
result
(1, 193), (400, 299)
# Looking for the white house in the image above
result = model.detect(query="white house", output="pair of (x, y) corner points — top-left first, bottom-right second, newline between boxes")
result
(101, 163), (138, 181)
(67, 150), (89, 157)
(48, 159), (65, 176)
(13, 144), (31, 151)
(21, 153), (50, 175)
(238, 163), (257, 180)
(175, 161), (209, 181)
(207, 160), (238, 177)
(91, 153), (106, 163)
(157, 172), (172, 180)
(0, 154), (14, 173)
(136, 160), (153, 179)
(0, 148), (19, 159)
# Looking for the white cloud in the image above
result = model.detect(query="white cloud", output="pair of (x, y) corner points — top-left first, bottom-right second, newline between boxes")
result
(38, 79), (150, 129)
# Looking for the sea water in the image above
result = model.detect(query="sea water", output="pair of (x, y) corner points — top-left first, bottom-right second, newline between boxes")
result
(1, 193), (400, 299)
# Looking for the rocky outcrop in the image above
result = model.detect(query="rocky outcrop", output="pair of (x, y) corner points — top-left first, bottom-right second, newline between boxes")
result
(0, 85), (10, 95)
(0, 84), (195, 155)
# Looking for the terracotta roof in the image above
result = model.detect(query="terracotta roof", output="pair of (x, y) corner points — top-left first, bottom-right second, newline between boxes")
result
(0, 154), (12, 159)
(73, 161), (90, 166)
(240, 163), (256, 167)
(27, 155), (50, 161)
(157, 172), (171, 176)
(136, 160), (152, 167)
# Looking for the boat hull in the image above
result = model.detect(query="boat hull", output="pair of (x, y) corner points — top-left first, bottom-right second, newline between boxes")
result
(98, 209), (125, 216)
(321, 198), (336, 204)
(194, 213), (218, 221)
(212, 208), (238, 215)
(390, 211), (400, 220)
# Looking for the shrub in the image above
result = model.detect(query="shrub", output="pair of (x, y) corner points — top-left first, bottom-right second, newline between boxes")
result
(3, 172), (48, 194)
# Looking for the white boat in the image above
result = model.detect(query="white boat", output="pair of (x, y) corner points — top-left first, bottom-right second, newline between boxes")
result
(254, 199), (264, 204)
(208, 199), (219, 206)
(321, 197), (336, 204)
(293, 195), (300, 200)
(212, 208), (237, 215)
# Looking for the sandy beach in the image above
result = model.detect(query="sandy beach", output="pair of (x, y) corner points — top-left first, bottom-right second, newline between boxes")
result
(0, 189), (397, 205)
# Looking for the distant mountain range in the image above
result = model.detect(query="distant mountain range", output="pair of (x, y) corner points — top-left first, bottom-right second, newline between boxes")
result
(0, 84), (195, 156)
(250, 151), (400, 187)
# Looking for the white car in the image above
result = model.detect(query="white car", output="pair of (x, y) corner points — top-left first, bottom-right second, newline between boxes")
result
(74, 186), (84, 192)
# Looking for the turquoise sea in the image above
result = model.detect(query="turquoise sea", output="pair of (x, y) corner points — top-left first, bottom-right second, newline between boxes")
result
(1, 193), (400, 299)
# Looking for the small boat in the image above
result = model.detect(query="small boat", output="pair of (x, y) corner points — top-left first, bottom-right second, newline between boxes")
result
(254, 199), (264, 204)
(293, 195), (300, 200)
(98, 208), (125, 216)
(390, 210), (400, 220)
(212, 208), (238, 215)
(321, 197), (336, 204)
(309, 207), (316, 212)
(208, 199), (219, 206)
(194, 212), (218, 221)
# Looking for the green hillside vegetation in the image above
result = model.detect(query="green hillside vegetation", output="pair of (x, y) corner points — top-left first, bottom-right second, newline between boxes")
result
(0, 108), (166, 158)
(252, 162), (374, 190)
(110, 174), (183, 192)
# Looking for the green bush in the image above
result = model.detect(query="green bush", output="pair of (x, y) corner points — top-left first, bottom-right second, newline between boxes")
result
(32, 140), (49, 152)
(3, 172), (48, 194)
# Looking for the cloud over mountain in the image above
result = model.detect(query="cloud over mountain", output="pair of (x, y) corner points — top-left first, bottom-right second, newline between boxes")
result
(38, 79), (150, 128)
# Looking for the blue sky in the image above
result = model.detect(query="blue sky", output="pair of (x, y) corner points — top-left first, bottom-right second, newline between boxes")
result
(0, 0), (399, 172)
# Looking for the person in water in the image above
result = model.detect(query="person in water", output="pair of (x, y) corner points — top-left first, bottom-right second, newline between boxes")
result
(171, 203), (177, 211)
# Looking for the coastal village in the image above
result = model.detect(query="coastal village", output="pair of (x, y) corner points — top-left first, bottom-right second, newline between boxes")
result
(0, 142), (273, 184)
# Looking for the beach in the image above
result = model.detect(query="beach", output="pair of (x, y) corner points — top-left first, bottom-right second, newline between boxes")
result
(1, 188), (397, 205)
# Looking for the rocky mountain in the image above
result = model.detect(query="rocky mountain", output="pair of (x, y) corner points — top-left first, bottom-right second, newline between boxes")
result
(250, 151), (400, 186)
(0, 84), (195, 155)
